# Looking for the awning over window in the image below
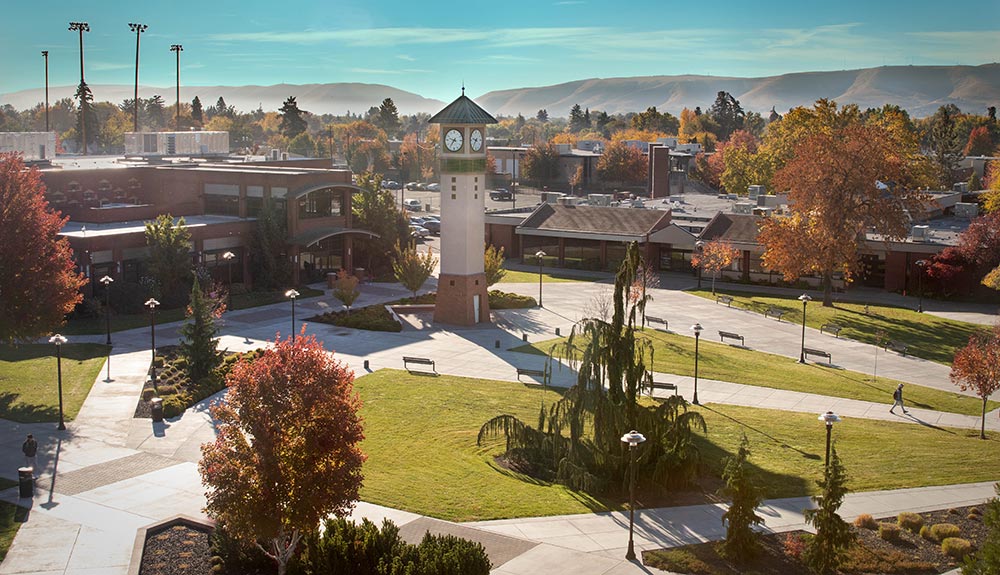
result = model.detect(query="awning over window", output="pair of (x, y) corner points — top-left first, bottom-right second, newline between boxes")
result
(289, 227), (379, 247)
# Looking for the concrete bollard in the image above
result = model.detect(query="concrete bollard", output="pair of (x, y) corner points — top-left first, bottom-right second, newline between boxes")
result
(522, 333), (528, 342)
(555, 328), (561, 337)
(363, 359), (370, 370)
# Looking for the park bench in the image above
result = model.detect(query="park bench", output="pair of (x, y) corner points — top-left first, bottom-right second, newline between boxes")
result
(718, 330), (745, 346)
(763, 306), (787, 321)
(716, 294), (735, 307)
(803, 347), (832, 364)
(645, 315), (668, 331)
(516, 367), (549, 385)
(884, 340), (909, 356)
(820, 323), (844, 337)
(403, 356), (437, 375)
(648, 380), (679, 397)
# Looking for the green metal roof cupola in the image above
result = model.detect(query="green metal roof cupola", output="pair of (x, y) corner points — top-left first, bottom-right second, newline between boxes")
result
(428, 88), (498, 125)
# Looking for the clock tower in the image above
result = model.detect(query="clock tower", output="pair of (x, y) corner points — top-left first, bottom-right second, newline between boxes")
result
(428, 89), (497, 325)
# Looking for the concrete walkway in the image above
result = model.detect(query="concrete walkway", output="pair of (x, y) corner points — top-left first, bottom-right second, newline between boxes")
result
(2, 276), (998, 575)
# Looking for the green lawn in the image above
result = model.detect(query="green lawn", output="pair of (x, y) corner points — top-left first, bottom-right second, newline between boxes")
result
(497, 267), (590, 284)
(62, 287), (324, 335)
(354, 370), (1000, 522)
(0, 344), (108, 422)
(514, 331), (997, 416)
(687, 289), (984, 365)
(0, 501), (21, 564)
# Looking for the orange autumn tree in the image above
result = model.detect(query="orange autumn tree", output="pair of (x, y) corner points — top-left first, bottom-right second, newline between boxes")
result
(692, 239), (740, 295)
(758, 122), (925, 306)
(199, 332), (365, 575)
(950, 323), (1000, 440)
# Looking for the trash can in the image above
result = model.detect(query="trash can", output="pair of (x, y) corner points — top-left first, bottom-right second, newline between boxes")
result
(150, 397), (164, 422)
(326, 272), (338, 288)
(18, 467), (33, 498)
(354, 268), (366, 282)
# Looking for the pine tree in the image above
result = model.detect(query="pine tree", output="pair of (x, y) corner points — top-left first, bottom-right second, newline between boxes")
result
(803, 447), (854, 575)
(191, 96), (203, 123)
(719, 434), (763, 564)
(74, 81), (96, 152)
(180, 277), (222, 381)
(279, 96), (308, 138)
(376, 97), (400, 138)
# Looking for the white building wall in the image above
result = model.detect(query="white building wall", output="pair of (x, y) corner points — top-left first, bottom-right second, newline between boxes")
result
(0, 132), (56, 159)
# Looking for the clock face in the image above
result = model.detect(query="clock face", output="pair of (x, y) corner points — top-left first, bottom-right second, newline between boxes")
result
(470, 129), (483, 152)
(444, 128), (463, 152)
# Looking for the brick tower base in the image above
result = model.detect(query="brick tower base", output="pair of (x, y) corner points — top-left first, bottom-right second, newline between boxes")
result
(434, 272), (491, 326)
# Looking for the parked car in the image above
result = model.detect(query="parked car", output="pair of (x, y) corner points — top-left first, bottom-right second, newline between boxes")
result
(490, 188), (513, 201)
(409, 224), (430, 238)
(384, 180), (402, 190)
(426, 183), (440, 192)
(420, 219), (441, 234)
(405, 182), (421, 190)
(403, 198), (422, 211)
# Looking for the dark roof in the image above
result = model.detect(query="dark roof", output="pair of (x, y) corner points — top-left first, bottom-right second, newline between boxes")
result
(699, 213), (761, 243)
(428, 92), (498, 125)
(289, 227), (379, 247)
(520, 204), (670, 237)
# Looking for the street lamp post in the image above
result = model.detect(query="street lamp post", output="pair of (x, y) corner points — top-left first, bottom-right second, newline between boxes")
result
(621, 430), (647, 561)
(49, 334), (68, 430)
(222, 251), (235, 309)
(695, 240), (704, 289)
(798, 294), (812, 363)
(535, 250), (546, 307)
(41, 51), (49, 132)
(99, 275), (113, 345)
(818, 411), (842, 471)
(915, 259), (928, 313)
(286, 289), (300, 341)
(128, 23), (148, 133)
(145, 298), (160, 385)
(68, 22), (90, 155)
(170, 44), (183, 130)
(691, 323), (703, 405)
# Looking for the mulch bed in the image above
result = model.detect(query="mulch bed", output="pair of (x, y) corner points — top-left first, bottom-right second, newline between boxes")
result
(139, 523), (213, 575)
(643, 504), (989, 574)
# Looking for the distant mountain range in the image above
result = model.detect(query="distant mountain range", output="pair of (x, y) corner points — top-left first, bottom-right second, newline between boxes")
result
(3, 64), (998, 119)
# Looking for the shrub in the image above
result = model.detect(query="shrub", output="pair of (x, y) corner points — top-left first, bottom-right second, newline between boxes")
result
(969, 507), (982, 516)
(897, 512), (924, 533)
(783, 532), (809, 559)
(854, 514), (877, 529)
(312, 305), (402, 332)
(948, 508), (960, 515)
(141, 387), (157, 401)
(161, 395), (187, 418)
(156, 384), (178, 396)
(228, 282), (249, 296)
(488, 290), (536, 309)
(941, 537), (973, 559)
(920, 525), (933, 541)
(929, 523), (961, 542)
(878, 523), (901, 542)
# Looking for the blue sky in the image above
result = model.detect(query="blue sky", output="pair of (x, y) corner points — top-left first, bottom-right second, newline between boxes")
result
(2, 0), (998, 104)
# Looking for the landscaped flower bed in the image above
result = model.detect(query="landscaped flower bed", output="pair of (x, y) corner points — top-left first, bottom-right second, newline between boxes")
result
(138, 521), (213, 575)
(134, 346), (259, 419)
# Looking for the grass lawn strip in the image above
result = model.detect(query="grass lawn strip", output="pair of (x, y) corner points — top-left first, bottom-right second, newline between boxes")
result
(496, 268), (588, 283)
(515, 332), (997, 416)
(0, 343), (108, 423)
(687, 288), (984, 366)
(0, 501), (21, 563)
(353, 370), (1000, 522)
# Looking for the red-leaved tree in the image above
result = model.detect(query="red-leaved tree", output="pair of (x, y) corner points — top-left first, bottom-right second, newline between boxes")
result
(950, 323), (1000, 439)
(0, 153), (86, 343)
(693, 239), (740, 295)
(199, 331), (365, 575)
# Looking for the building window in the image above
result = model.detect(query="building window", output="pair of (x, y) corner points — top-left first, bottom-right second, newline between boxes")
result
(297, 188), (343, 219)
(205, 194), (239, 216)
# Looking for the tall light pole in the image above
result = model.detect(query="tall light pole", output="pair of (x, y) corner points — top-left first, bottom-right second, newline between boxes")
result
(99, 275), (113, 345)
(915, 259), (928, 313)
(695, 240), (704, 289)
(129, 23), (148, 133)
(170, 44), (183, 130)
(798, 294), (812, 363)
(223, 251), (235, 309)
(68, 22), (89, 155)
(49, 334), (68, 430)
(286, 289), (300, 341)
(145, 298), (160, 385)
(691, 323), (703, 405)
(41, 51), (50, 132)
(535, 250), (546, 307)
(621, 430), (646, 561)
(819, 411), (842, 471)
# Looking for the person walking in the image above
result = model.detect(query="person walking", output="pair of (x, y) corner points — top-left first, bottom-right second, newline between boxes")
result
(890, 383), (908, 414)
(22, 434), (38, 475)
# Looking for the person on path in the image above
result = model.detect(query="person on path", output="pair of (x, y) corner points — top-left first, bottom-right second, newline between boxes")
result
(22, 434), (38, 474)
(890, 383), (908, 414)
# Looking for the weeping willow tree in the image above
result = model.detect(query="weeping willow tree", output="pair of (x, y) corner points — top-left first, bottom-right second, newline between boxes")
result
(479, 242), (706, 494)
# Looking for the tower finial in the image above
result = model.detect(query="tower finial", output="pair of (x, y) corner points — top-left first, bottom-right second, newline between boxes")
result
(461, 81), (465, 96)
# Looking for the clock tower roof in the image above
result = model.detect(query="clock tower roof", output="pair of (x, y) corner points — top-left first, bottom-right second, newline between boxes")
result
(429, 91), (497, 125)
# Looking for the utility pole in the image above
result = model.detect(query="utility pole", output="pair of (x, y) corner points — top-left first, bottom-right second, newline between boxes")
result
(170, 45), (183, 130)
(68, 22), (90, 155)
(41, 51), (50, 132)
(129, 23), (148, 133)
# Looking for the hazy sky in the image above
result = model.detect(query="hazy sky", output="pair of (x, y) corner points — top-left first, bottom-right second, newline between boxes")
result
(2, 0), (998, 102)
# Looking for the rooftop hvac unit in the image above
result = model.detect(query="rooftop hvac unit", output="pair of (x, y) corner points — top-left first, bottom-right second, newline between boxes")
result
(953, 182), (969, 193)
(733, 202), (754, 215)
(271, 149), (280, 161)
(748, 185), (765, 199)
(281, 152), (289, 161)
(911, 225), (929, 240)
(955, 202), (979, 219)
(588, 194), (612, 206)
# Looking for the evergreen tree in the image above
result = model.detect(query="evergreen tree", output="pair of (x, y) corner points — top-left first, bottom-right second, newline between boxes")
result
(146, 95), (166, 131)
(191, 96), (203, 123)
(376, 97), (400, 138)
(279, 96), (308, 139)
(929, 104), (963, 186)
(803, 448), (854, 575)
(569, 104), (587, 132)
(251, 202), (290, 289)
(215, 96), (231, 118)
(708, 91), (746, 141)
(719, 434), (763, 564)
(74, 81), (96, 152)
(180, 276), (222, 381)
(287, 132), (315, 157)
(536, 109), (549, 123)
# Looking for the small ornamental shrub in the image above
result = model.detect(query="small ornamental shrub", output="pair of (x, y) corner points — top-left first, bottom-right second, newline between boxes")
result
(897, 512), (924, 533)
(312, 305), (402, 332)
(141, 387), (157, 401)
(929, 523), (961, 542)
(968, 513), (981, 521)
(948, 508), (960, 515)
(156, 384), (178, 396)
(783, 532), (809, 559)
(920, 525), (933, 541)
(941, 537), (973, 559)
(854, 514), (877, 529)
(878, 523), (901, 542)
(969, 507), (982, 516)
(162, 395), (187, 418)
(488, 290), (536, 309)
